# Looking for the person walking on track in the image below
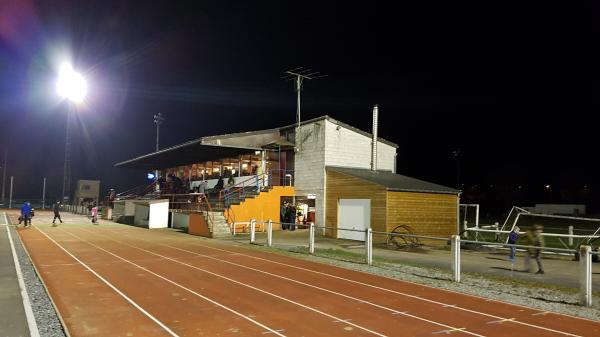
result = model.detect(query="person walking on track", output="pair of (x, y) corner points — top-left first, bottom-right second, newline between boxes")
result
(52, 201), (63, 226)
(20, 201), (32, 228)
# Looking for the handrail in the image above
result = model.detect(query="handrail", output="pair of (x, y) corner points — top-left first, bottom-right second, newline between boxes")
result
(219, 173), (269, 200)
(116, 182), (156, 198)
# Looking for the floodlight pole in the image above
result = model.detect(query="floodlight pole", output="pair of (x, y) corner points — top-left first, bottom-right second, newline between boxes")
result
(62, 107), (72, 202)
(154, 113), (165, 191)
(42, 177), (46, 209)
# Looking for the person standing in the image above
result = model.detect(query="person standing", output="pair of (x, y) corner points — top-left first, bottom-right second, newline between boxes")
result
(286, 203), (296, 231)
(20, 202), (32, 228)
(91, 203), (98, 224)
(280, 201), (288, 230)
(507, 226), (520, 262)
(52, 201), (63, 226)
(525, 224), (545, 274)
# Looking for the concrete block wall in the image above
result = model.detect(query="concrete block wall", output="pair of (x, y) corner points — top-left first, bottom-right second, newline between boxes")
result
(294, 121), (326, 226)
(323, 119), (396, 172)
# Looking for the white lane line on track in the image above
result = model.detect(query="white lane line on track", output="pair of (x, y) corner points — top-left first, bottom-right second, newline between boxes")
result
(433, 327), (467, 335)
(90, 226), (586, 337)
(89, 229), (485, 337)
(46, 228), (287, 337)
(169, 238), (584, 337)
(33, 226), (180, 337)
(5, 223), (40, 337)
(486, 318), (516, 325)
(68, 228), (387, 337)
(262, 329), (286, 335)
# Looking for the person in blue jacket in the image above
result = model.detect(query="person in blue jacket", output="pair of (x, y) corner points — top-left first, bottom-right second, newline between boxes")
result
(508, 226), (520, 262)
(20, 202), (32, 228)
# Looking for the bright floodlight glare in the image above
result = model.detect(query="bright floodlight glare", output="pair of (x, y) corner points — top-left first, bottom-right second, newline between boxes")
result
(56, 62), (87, 103)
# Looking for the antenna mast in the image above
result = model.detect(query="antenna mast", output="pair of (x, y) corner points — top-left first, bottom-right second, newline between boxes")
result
(283, 67), (327, 130)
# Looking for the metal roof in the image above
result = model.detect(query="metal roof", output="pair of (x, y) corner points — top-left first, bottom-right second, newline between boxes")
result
(114, 140), (261, 170)
(327, 166), (460, 194)
(199, 115), (398, 148)
(280, 115), (398, 148)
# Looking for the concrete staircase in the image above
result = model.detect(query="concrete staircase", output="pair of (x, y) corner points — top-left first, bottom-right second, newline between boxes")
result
(205, 186), (273, 237)
(205, 211), (231, 238)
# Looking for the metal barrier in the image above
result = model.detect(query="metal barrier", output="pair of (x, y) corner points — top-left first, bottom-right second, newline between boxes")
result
(238, 221), (597, 307)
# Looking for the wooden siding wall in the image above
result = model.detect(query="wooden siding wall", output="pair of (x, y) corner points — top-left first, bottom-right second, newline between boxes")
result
(386, 191), (458, 240)
(325, 171), (387, 237)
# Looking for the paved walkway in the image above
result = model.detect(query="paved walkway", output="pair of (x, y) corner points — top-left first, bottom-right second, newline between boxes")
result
(0, 211), (35, 337)
(223, 228), (600, 291)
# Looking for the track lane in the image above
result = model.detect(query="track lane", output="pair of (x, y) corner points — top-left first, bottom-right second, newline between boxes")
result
(18, 227), (175, 337)
(44, 227), (389, 337)
(73, 227), (482, 337)
(94, 225), (600, 337)
(35, 227), (286, 337)
(83, 226), (592, 337)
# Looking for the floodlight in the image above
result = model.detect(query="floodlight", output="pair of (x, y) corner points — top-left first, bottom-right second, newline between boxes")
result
(56, 62), (87, 103)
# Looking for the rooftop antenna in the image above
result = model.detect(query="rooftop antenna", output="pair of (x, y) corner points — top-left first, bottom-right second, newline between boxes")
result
(283, 68), (327, 148)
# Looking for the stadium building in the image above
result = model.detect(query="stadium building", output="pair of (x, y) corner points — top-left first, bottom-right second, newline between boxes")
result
(116, 113), (460, 240)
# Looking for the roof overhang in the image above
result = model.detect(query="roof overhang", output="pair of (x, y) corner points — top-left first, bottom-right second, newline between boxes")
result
(114, 139), (262, 170)
(327, 166), (460, 195)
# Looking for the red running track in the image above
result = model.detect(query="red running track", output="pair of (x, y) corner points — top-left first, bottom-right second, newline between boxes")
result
(18, 223), (600, 337)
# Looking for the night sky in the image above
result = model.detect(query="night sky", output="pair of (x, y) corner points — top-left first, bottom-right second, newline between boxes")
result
(0, 1), (598, 213)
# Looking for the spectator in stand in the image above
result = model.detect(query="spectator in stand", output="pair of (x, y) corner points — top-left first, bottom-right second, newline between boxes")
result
(227, 175), (235, 188)
(214, 175), (224, 191)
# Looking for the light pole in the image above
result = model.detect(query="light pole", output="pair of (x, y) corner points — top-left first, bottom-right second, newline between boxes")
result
(153, 113), (164, 191)
(56, 62), (87, 203)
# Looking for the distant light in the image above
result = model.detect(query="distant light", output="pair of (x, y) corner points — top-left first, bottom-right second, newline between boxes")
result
(518, 185), (522, 189)
(242, 163), (248, 168)
(254, 150), (261, 155)
(147, 172), (156, 180)
(545, 184), (551, 189)
(56, 62), (87, 103)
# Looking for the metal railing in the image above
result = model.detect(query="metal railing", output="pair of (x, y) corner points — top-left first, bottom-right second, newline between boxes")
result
(234, 220), (596, 308)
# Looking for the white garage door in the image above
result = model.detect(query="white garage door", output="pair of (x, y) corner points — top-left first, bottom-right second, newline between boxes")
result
(337, 199), (370, 241)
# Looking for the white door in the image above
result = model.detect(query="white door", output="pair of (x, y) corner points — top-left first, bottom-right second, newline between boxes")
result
(337, 199), (370, 241)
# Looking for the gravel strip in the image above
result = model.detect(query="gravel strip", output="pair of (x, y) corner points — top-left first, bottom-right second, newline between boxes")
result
(243, 242), (600, 321)
(9, 224), (68, 337)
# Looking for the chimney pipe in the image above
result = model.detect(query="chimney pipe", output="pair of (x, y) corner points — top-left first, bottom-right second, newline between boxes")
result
(371, 104), (378, 171)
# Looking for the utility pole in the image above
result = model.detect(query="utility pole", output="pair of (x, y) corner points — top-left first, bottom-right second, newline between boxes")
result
(1, 148), (6, 203)
(283, 68), (326, 150)
(153, 113), (165, 191)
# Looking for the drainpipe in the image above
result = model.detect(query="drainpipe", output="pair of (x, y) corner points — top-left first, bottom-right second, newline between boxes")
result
(371, 104), (378, 171)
